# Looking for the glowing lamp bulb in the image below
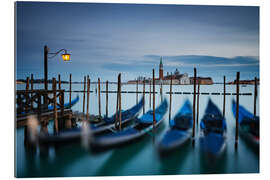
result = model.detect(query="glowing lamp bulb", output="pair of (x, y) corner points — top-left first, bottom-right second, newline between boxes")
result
(62, 53), (71, 61)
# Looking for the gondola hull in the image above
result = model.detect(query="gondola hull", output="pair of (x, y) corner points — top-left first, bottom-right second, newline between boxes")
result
(90, 120), (164, 152)
(239, 127), (259, 147)
(90, 99), (168, 152)
(199, 99), (227, 157)
(232, 100), (259, 147)
(199, 132), (226, 157)
(158, 99), (193, 154)
(158, 129), (192, 153)
(38, 98), (144, 144)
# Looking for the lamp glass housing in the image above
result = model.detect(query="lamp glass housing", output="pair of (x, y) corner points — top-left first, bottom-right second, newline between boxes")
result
(62, 53), (71, 61)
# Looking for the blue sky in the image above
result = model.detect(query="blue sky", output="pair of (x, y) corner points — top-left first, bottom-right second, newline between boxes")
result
(16, 2), (259, 82)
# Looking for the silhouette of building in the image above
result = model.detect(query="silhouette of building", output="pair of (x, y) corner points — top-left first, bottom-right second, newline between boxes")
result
(159, 57), (164, 80)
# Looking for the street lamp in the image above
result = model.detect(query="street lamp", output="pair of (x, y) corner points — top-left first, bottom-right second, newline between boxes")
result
(44, 45), (71, 90)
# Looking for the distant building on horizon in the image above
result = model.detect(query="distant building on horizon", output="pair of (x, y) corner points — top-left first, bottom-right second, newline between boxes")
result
(153, 57), (191, 85)
(228, 79), (259, 85)
(127, 56), (213, 85)
(189, 77), (213, 85)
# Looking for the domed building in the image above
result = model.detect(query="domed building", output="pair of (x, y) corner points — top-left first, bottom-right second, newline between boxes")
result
(158, 57), (190, 85)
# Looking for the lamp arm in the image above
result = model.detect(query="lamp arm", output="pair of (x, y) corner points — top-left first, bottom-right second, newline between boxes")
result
(48, 49), (67, 59)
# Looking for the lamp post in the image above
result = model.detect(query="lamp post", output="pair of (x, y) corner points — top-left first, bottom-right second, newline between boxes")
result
(43, 45), (71, 90)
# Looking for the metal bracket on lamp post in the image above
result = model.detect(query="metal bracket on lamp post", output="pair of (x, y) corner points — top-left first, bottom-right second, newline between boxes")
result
(44, 45), (71, 90)
(43, 45), (71, 108)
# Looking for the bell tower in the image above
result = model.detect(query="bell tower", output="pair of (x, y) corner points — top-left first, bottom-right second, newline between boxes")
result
(159, 57), (163, 80)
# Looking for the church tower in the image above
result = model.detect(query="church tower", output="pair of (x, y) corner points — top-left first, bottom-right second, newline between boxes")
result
(159, 57), (164, 80)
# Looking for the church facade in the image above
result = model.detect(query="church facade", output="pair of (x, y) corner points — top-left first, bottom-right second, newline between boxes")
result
(157, 57), (190, 85)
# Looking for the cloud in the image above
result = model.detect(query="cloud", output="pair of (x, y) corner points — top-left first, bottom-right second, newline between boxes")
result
(144, 55), (259, 67)
(102, 55), (259, 74)
(100, 54), (259, 82)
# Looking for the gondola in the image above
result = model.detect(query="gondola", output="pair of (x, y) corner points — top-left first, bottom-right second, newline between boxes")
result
(90, 99), (168, 152)
(91, 97), (144, 134)
(158, 99), (193, 154)
(47, 95), (79, 111)
(232, 100), (259, 147)
(38, 98), (144, 144)
(199, 99), (227, 157)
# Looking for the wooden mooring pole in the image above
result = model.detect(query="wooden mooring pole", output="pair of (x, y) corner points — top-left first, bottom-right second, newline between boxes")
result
(169, 73), (172, 121)
(160, 80), (163, 94)
(53, 78), (58, 134)
(58, 74), (62, 116)
(115, 74), (122, 130)
(223, 76), (226, 118)
(30, 74), (34, 110)
(30, 74), (34, 90)
(254, 77), (257, 117)
(136, 79), (138, 105)
(83, 76), (86, 114)
(58, 74), (61, 90)
(86, 76), (90, 121)
(60, 90), (65, 118)
(106, 80), (109, 118)
(149, 79), (151, 108)
(192, 68), (197, 145)
(143, 78), (145, 114)
(25, 77), (29, 112)
(69, 73), (72, 108)
(115, 77), (119, 128)
(24, 76), (30, 147)
(196, 80), (200, 125)
(119, 74), (122, 130)
(98, 78), (101, 119)
(26, 77), (29, 90)
(152, 69), (156, 129)
(235, 72), (240, 150)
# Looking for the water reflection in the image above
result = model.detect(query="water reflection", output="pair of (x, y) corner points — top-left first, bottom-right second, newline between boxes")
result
(95, 135), (151, 176)
(159, 141), (192, 175)
(199, 146), (228, 174)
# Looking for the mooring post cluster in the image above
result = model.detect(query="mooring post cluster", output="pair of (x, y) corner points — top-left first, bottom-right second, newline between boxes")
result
(19, 68), (259, 155)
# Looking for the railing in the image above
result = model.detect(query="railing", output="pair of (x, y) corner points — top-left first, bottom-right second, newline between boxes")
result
(16, 89), (65, 118)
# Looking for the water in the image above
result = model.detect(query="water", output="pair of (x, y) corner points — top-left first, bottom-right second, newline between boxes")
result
(15, 83), (259, 177)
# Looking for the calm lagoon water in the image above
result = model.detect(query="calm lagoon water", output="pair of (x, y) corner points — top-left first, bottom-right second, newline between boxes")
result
(16, 83), (259, 177)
